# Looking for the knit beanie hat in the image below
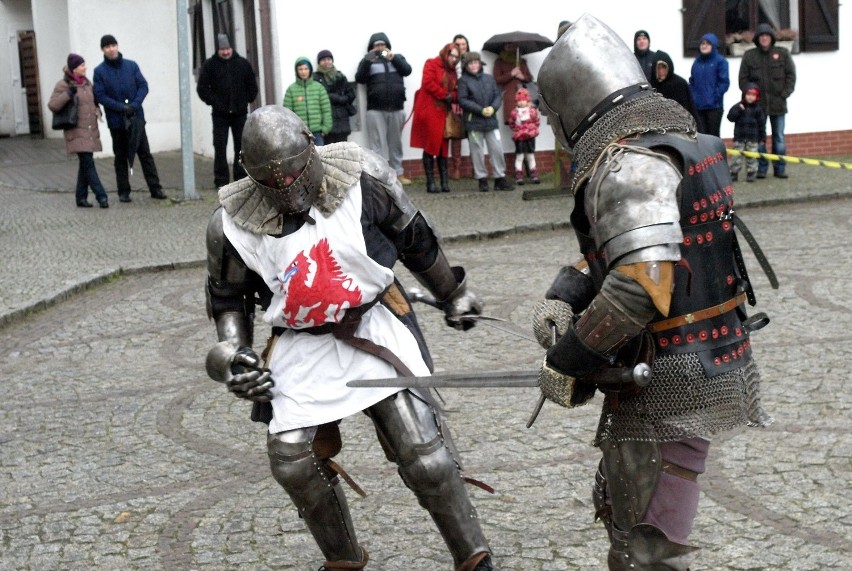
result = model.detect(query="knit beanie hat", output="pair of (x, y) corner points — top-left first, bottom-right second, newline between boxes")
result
(317, 49), (333, 63)
(100, 34), (117, 48)
(67, 53), (85, 71)
(217, 34), (231, 50)
(462, 51), (482, 67)
(515, 87), (531, 102)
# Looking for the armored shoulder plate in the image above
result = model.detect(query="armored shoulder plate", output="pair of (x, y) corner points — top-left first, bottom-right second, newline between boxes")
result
(359, 147), (419, 233)
(587, 145), (683, 267)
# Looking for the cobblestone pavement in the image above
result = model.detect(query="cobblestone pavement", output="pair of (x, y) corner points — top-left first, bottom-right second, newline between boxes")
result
(0, 137), (851, 569)
(1, 196), (851, 570)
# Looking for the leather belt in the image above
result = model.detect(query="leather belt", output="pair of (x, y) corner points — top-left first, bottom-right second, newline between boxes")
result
(647, 292), (747, 333)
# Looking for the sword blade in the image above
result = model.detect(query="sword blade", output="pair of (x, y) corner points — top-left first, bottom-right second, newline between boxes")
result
(346, 370), (539, 388)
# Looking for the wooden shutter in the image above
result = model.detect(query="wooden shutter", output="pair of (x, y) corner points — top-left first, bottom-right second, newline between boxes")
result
(800, 0), (839, 51)
(682, 0), (726, 57)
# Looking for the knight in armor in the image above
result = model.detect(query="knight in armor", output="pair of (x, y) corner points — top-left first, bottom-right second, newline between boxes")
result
(532, 15), (774, 570)
(204, 105), (499, 571)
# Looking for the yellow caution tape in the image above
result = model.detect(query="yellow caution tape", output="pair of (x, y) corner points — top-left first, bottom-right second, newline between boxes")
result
(726, 149), (852, 171)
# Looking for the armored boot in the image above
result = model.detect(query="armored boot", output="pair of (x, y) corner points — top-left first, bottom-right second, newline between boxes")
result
(423, 153), (439, 193)
(450, 139), (462, 179)
(438, 156), (452, 192)
(368, 391), (493, 570)
(267, 427), (366, 567)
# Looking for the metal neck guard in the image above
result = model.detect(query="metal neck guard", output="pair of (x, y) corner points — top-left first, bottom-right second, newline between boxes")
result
(219, 142), (363, 235)
(570, 92), (697, 195)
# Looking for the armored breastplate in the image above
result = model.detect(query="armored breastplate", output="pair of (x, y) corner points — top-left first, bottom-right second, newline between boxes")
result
(573, 133), (752, 375)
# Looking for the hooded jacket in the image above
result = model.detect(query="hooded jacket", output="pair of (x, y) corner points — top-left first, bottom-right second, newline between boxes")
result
(737, 23), (796, 115)
(727, 82), (766, 142)
(355, 33), (412, 111)
(283, 56), (332, 135)
(689, 33), (730, 111)
(651, 51), (698, 119)
(196, 49), (258, 116)
(633, 30), (657, 81)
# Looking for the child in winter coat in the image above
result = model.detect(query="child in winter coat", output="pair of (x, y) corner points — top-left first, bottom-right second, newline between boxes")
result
(509, 87), (541, 185)
(727, 82), (767, 182)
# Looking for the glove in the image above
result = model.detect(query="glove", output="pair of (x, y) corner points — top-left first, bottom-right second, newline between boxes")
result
(123, 104), (136, 118)
(226, 348), (275, 403)
(531, 299), (574, 349)
(443, 287), (482, 331)
(537, 357), (595, 408)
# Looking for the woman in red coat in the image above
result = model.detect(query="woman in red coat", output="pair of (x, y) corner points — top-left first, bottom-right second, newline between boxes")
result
(410, 43), (460, 193)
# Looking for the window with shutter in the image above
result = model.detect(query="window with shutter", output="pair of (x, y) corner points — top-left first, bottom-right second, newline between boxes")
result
(682, 0), (838, 55)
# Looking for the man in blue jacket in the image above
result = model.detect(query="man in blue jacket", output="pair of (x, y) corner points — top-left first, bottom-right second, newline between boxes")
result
(93, 34), (166, 202)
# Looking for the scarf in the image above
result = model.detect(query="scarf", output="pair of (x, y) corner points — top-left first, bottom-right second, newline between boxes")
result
(318, 64), (337, 84)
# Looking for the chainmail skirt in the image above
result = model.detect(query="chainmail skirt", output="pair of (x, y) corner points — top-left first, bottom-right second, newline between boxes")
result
(594, 353), (772, 445)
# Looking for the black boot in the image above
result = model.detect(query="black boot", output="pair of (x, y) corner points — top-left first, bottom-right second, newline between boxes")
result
(437, 156), (451, 192)
(423, 153), (439, 193)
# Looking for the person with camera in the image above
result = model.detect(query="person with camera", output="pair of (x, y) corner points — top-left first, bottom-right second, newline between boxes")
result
(355, 32), (413, 185)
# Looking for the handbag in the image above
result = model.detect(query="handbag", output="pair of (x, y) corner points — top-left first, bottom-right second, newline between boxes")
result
(52, 94), (79, 131)
(444, 111), (465, 139)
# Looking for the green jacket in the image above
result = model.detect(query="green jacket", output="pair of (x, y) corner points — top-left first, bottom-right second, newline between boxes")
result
(283, 56), (332, 135)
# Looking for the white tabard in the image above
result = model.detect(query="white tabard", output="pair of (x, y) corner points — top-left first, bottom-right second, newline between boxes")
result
(221, 183), (430, 432)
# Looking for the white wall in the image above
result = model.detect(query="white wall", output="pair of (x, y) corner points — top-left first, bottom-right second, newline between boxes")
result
(33, 0), (180, 153)
(7, 1), (848, 160)
(272, 0), (851, 161)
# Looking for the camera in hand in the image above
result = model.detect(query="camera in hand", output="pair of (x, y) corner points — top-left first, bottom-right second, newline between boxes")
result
(379, 50), (389, 59)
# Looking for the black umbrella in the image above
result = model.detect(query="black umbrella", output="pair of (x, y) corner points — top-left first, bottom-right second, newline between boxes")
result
(482, 31), (553, 64)
(124, 114), (143, 175)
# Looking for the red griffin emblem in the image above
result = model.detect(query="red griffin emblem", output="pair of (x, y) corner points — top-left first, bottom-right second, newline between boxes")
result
(277, 239), (363, 327)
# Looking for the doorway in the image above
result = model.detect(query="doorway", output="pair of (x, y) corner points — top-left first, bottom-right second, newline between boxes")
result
(18, 31), (43, 137)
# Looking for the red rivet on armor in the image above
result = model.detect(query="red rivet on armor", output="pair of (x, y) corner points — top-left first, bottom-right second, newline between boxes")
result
(712, 329), (719, 339)
(722, 354), (730, 363)
(683, 236), (692, 246)
(659, 338), (669, 347)
(686, 333), (695, 343)
(705, 231), (713, 241)
(722, 221), (732, 231)
(689, 215), (698, 224)
(714, 357), (722, 365)
(727, 275), (735, 285)
(720, 325), (729, 335)
(693, 201), (701, 211)
(699, 330), (708, 341)
(696, 235), (704, 244)
(735, 327), (743, 336)
(700, 213), (708, 223)
(672, 335), (682, 345)
(700, 198), (708, 208)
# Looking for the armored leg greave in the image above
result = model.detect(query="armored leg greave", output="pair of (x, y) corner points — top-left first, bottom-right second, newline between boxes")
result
(594, 439), (701, 570)
(368, 391), (490, 568)
(266, 426), (365, 566)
